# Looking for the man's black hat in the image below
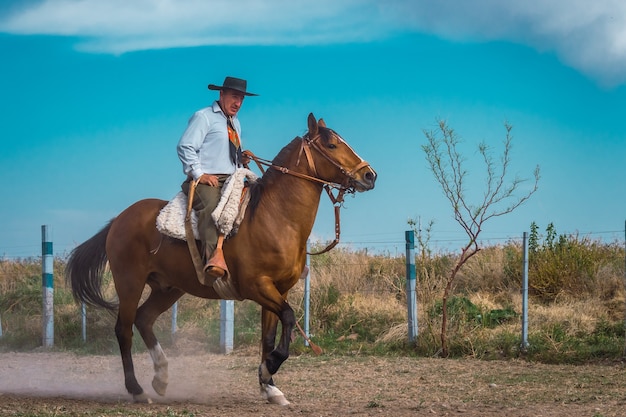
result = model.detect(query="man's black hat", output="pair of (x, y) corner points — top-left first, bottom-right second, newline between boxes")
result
(208, 76), (258, 96)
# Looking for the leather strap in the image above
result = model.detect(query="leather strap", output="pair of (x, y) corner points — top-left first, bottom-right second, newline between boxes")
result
(184, 179), (208, 284)
(242, 135), (371, 256)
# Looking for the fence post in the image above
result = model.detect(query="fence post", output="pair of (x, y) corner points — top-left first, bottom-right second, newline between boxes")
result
(42, 225), (54, 348)
(521, 231), (529, 350)
(81, 302), (87, 342)
(304, 246), (311, 346)
(220, 300), (234, 354)
(405, 230), (417, 343)
(171, 301), (178, 336)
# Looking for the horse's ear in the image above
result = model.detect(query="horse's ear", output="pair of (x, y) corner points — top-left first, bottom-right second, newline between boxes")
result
(318, 118), (326, 128)
(307, 113), (318, 136)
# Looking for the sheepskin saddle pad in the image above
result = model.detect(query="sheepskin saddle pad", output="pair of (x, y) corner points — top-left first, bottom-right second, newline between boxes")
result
(156, 168), (258, 241)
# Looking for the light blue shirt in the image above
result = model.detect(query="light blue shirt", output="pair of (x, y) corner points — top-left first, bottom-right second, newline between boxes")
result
(177, 101), (243, 180)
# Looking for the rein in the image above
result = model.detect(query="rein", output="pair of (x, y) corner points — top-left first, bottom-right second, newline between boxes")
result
(246, 134), (371, 255)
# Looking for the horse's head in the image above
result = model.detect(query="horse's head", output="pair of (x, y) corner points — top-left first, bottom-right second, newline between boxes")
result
(304, 113), (377, 193)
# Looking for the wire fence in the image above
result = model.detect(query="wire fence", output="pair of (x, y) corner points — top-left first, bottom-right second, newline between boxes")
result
(1, 227), (624, 261)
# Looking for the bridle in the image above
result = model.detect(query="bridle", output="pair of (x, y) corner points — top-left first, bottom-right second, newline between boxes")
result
(247, 131), (372, 255)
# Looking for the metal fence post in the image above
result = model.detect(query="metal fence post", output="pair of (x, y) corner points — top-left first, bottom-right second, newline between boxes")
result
(405, 230), (417, 343)
(220, 300), (234, 354)
(81, 302), (87, 342)
(42, 225), (54, 348)
(172, 301), (178, 336)
(521, 231), (529, 350)
(304, 247), (311, 346)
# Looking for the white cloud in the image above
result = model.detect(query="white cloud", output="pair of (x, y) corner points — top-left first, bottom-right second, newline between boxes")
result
(2, 0), (626, 86)
(0, 0), (385, 53)
(385, 0), (626, 87)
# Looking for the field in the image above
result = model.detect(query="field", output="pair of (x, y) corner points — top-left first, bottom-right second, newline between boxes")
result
(1, 234), (625, 416)
(1, 349), (626, 416)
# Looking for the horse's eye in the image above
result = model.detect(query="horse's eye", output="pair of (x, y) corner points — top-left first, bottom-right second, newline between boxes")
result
(328, 143), (337, 149)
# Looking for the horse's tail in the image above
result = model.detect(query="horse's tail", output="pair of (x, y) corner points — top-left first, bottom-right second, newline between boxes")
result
(65, 220), (118, 311)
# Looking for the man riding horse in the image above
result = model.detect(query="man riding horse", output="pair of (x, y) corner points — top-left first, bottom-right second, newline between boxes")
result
(67, 110), (376, 404)
(177, 76), (257, 282)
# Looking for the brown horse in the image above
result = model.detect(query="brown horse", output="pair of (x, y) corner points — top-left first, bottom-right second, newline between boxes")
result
(66, 113), (376, 404)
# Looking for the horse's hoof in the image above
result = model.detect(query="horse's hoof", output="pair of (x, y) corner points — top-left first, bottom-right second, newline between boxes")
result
(152, 378), (168, 396)
(268, 394), (290, 406)
(133, 392), (153, 403)
(260, 383), (290, 406)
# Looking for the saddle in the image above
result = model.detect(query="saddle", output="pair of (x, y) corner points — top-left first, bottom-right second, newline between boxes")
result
(156, 168), (258, 299)
(156, 168), (257, 240)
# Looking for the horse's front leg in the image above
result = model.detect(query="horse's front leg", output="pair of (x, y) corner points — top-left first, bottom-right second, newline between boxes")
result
(258, 302), (295, 406)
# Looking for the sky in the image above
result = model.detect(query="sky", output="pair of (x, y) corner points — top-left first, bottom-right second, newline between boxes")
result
(1, 0), (625, 259)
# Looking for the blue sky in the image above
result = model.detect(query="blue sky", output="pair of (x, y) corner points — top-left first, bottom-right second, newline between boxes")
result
(1, 0), (625, 258)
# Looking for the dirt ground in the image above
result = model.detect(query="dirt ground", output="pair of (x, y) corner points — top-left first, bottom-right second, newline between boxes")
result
(1, 348), (626, 416)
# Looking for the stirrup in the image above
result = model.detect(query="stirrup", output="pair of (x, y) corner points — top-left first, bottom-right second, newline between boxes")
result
(203, 246), (228, 280)
(204, 264), (225, 279)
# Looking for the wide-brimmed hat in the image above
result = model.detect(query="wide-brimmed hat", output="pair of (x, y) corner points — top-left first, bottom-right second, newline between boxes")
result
(208, 76), (258, 96)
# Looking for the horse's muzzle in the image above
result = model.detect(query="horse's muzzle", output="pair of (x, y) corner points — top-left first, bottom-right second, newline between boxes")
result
(352, 166), (377, 192)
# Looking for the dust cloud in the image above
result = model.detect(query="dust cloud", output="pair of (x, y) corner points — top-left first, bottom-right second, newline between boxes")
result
(0, 348), (260, 404)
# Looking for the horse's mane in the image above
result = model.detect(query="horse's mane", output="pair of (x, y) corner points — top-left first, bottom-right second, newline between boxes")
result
(247, 126), (337, 219)
(247, 136), (304, 219)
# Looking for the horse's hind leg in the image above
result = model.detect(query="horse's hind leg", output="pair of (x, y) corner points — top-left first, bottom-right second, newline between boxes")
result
(111, 261), (165, 403)
(114, 289), (149, 403)
(134, 286), (184, 397)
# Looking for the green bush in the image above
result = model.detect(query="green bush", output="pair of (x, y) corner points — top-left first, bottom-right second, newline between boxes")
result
(429, 296), (517, 329)
(501, 222), (623, 302)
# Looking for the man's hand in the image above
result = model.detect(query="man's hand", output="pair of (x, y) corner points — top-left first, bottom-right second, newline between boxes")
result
(241, 150), (253, 167)
(198, 174), (220, 187)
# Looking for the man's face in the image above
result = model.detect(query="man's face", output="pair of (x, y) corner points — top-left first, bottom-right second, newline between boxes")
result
(219, 89), (245, 116)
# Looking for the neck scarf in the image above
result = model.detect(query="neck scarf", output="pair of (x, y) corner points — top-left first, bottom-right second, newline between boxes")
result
(227, 116), (242, 166)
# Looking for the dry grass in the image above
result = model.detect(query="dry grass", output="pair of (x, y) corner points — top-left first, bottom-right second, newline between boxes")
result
(530, 298), (603, 335)
(0, 239), (624, 361)
(299, 241), (625, 360)
(0, 258), (40, 293)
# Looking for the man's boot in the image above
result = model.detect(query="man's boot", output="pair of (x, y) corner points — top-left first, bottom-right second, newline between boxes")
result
(204, 234), (227, 279)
